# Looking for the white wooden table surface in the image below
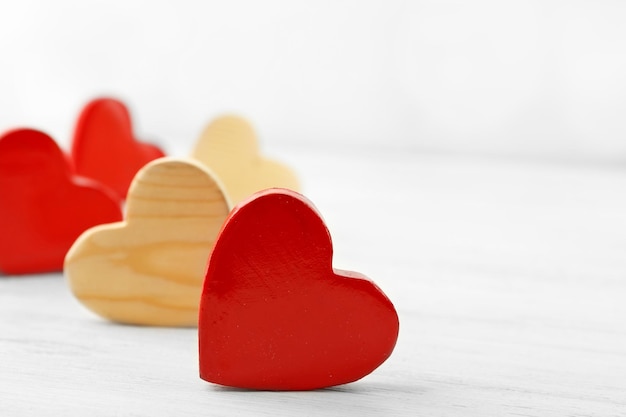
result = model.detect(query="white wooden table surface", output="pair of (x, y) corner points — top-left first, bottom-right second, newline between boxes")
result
(1, 147), (625, 416)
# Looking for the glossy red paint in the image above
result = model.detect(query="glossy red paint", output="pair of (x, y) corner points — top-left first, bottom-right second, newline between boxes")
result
(199, 189), (399, 390)
(71, 98), (165, 199)
(0, 129), (123, 275)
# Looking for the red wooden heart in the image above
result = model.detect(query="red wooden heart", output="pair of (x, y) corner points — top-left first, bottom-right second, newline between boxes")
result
(199, 189), (399, 390)
(71, 98), (165, 199)
(0, 129), (123, 275)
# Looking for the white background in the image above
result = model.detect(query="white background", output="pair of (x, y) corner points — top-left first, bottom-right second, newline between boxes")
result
(1, 0), (626, 162)
(2, 3), (626, 414)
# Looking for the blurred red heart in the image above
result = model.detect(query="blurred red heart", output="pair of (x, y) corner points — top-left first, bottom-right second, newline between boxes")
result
(71, 98), (165, 199)
(0, 129), (123, 275)
(199, 189), (399, 390)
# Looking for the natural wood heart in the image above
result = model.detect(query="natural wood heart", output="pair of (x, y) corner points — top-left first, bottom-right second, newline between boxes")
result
(71, 97), (165, 199)
(191, 115), (300, 204)
(65, 158), (230, 326)
(199, 189), (399, 390)
(0, 129), (123, 275)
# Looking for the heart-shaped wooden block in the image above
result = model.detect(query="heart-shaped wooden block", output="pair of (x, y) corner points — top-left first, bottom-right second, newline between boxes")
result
(191, 115), (300, 205)
(0, 129), (123, 275)
(71, 97), (165, 199)
(65, 158), (230, 326)
(199, 189), (399, 390)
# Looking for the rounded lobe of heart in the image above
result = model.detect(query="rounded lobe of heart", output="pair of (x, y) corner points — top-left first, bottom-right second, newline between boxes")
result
(0, 129), (123, 275)
(65, 158), (230, 326)
(199, 189), (399, 390)
(71, 97), (165, 199)
(191, 115), (300, 204)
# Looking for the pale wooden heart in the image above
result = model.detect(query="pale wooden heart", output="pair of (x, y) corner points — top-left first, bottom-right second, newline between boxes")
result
(65, 158), (231, 326)
(191, 115), (300, 204)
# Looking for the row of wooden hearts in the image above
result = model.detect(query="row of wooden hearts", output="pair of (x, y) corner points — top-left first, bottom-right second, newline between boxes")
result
(62, 161), (399, 390)
(0, 98), (299, 275)
(0, 144), (399, 390)
(1, 107), (399, 390)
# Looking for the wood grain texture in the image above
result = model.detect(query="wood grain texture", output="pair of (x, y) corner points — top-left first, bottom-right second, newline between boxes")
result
(191, 115), (300, 204)
(65, 157), (230, 326)
(2, 149), (625, 416)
